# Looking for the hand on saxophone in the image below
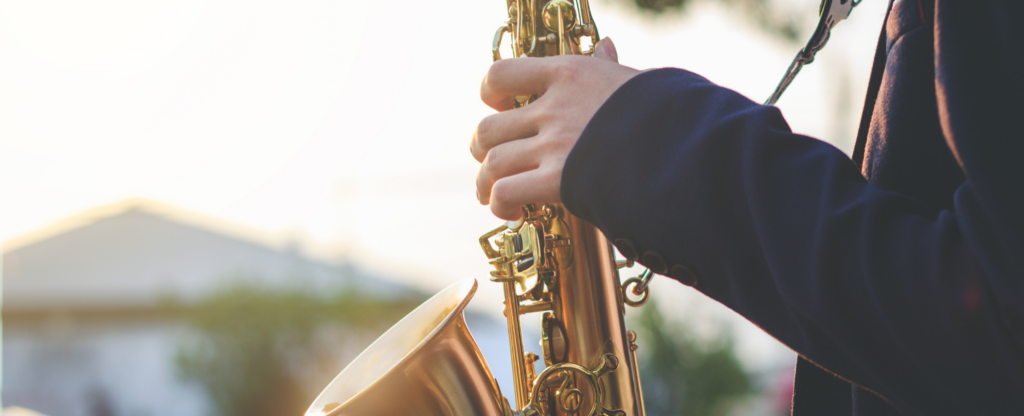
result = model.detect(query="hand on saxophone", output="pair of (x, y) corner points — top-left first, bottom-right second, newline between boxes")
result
(471, 38), (640, 220)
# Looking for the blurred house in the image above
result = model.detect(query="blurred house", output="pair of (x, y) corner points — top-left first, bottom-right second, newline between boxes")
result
(1, 200), (413, 416)
(3, 407), (49, 416)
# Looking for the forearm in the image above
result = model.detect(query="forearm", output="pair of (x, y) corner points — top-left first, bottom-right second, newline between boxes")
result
(561, 68), (1023, 414)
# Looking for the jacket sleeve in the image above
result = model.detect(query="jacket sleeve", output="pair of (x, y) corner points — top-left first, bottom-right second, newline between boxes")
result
(560, 68), (1024, 415)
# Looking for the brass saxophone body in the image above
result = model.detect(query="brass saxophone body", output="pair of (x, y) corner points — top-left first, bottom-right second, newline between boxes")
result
(480, 204), (647, 416)
(305, 2), (651, 415)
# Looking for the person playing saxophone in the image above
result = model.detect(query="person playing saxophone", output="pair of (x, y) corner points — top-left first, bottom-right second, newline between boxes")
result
(469, 1), (1024, 415)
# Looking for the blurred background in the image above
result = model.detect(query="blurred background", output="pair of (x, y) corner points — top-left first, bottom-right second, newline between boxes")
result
(0, 0), (889, 415)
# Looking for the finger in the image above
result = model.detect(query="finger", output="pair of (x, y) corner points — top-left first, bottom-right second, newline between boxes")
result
(476, 138), (541, 204)
(480, 58), (554, 110)
(470, 106), (540, 162)
(592, 37), (618, 63)
(489, 166), (561, 220)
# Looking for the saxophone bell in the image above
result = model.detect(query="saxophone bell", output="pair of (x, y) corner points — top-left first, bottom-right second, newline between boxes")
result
(305, 279), (510, 416)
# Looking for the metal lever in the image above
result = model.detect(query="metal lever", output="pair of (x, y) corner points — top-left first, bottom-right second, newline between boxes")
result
(623, 269), (654, 307)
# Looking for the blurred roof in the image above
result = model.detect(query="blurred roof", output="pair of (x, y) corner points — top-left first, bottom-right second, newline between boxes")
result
(3, 407), (49, 416)
(2, 199), (411, 313)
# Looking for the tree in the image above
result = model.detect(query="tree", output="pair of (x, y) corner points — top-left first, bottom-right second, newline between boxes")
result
(619, 0), (806, 42)
(173, 282), (423, 416)
(634, 298), (756, 416)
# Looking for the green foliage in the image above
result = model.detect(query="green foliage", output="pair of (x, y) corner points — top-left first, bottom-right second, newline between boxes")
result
(621, 0), (803, 42)
(630, 0), (696, 13)
(635, 298), (755, 416)
(173, 282), (424, 416)
(173, 282), (755, 416)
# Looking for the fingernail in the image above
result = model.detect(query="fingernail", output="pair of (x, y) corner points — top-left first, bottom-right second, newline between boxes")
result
(602, 37), (617, 61)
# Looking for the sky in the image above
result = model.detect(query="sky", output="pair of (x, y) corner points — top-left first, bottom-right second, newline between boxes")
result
(0, 0), (890, 371)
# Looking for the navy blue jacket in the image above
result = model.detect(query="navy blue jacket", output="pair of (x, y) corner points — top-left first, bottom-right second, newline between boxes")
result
(561, 0), (1024, 414)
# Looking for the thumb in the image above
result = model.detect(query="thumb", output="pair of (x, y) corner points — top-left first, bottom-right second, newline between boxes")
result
(592, 37), (618, 63)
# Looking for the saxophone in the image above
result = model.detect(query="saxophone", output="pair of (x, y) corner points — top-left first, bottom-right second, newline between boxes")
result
(305, 2), (652, 415)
